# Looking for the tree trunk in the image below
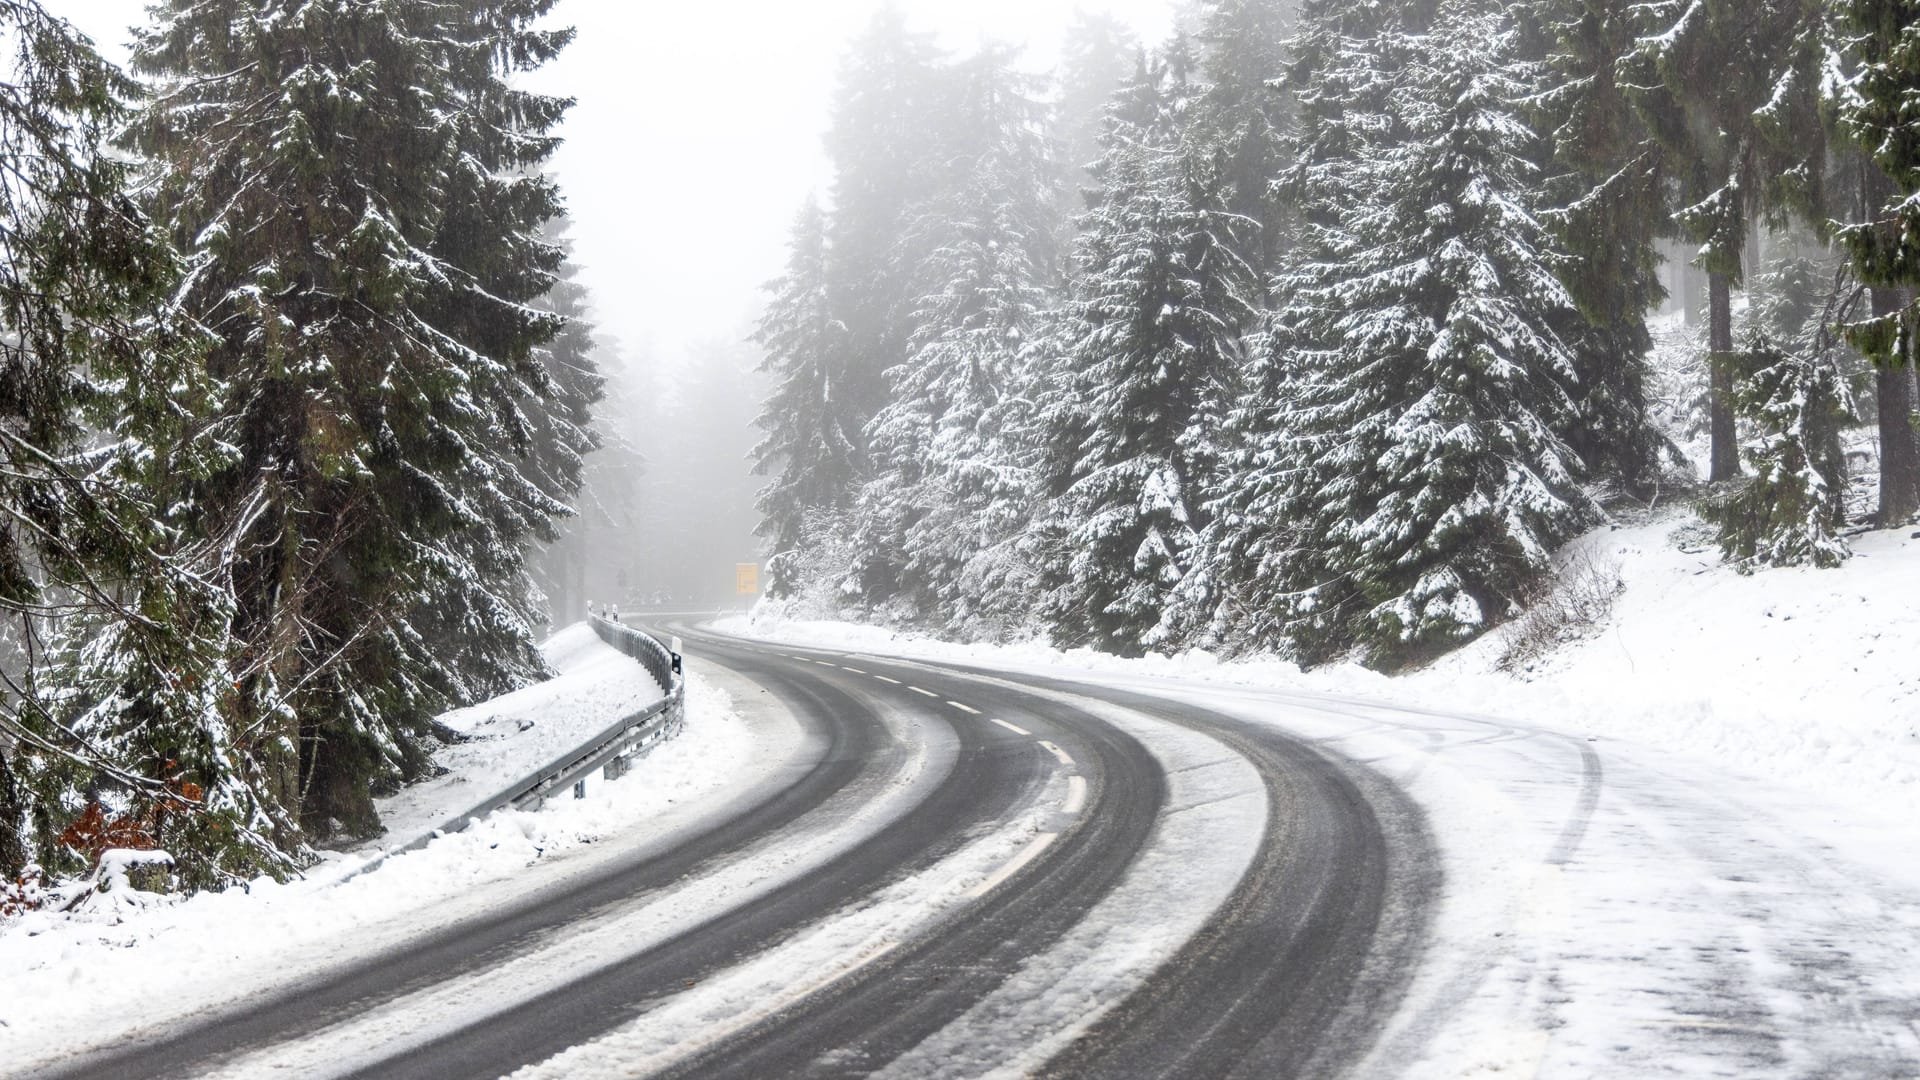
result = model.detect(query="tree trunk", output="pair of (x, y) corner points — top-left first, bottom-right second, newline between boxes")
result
(1708, 271), (1740, 482)
(1682, 257), (1704, 326)
(1874, 283), (1920, 524)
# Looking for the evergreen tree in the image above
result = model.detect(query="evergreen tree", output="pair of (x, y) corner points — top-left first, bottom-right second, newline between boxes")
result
(1193, 0), (1295, 284)
(849, 45), (1059, 629)
(0, 1), (290, 886)
(1623, 0), (1828, 483)
(1259, 5), (1596, 668)
(1529, 0), (1674, 495)
(130, 0), (576, 842)
(523, 221), (608, 627)
(823, 5), (947, 457)
(1834, 0), (1920, 525)
(1705, 254), (1853, 567)
(1055, 10), (1139, 233)
(1036, 51), (1255, 655)
(751, 199), (859, 594)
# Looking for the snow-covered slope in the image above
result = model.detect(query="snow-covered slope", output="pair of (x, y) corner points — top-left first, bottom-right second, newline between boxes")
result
(721, 512), (1920, 830)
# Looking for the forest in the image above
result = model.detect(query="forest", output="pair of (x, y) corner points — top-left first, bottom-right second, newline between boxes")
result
(0, 0), (612, 890)
(752, 0), (1920, 670)
(0, 0), (1916, 893)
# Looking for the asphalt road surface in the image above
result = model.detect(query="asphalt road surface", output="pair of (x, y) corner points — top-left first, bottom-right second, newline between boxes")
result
(42, 622), (1438, 1080)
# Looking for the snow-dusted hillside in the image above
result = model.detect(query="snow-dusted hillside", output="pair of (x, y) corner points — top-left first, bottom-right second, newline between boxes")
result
(726, 510), (1920, 830)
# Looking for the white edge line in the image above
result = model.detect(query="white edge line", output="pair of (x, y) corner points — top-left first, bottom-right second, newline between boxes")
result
(947, 700), (981, 715)
(990, 718), (1032, 736)
(1063, 775), (1088, 815)
(965, 832), (1058, 899)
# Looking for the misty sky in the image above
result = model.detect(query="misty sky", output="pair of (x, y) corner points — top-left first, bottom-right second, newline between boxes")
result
(57, 0), (1177, 380)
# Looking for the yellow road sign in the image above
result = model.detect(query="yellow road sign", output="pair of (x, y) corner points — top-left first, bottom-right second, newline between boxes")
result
(736, 563), (760, 595)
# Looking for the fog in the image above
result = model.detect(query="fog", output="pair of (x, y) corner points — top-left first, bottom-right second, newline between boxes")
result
(56, 0), (1180, 619)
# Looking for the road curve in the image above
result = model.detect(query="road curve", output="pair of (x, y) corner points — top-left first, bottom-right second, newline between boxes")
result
(41, 640), (893, 1080)
(40, 625), (1438, 1080)
(665, 634), (1437, 1080)
(354, 630), (1165, 1080)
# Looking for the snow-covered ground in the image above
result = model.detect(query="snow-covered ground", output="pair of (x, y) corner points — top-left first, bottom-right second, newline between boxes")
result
(721, 512), (1920, 832)
(368, 622), (670, 844)
(717, 512), (1920, 1077)
(0, 623), (759, 1070)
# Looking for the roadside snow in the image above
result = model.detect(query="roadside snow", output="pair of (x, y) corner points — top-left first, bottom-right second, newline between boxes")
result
(0, 623), (763, 1073)
(719, 513), (1920, 830)
(367, 621), (665, 845)
(715, 521), (1920, 1077)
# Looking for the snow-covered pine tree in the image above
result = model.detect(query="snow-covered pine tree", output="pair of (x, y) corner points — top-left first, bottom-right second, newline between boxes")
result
(1834, 0), (1920, 525)
(0, 1), (294, 887)
(1055, 11), (1140, 239)
(1526, 0), (1674, 496)
(129, 0), (576, 842)
(851, 44), (1059, 635)
(751, 199), (860, 596)
(822, 5), (948, 459)
(403, 6), (580, 710)
(524, 220), (608, 627)
(1192, 0), (1295, 286)
(1198, 0), (1423, 652)
(1622, 0), (1828, 484)
(1035, 48), (1255, 655)
(1705, 254), (1853, 567)
(1260, 4), (1597, 669)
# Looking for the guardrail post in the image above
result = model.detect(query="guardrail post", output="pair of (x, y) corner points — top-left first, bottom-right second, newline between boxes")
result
(573, 778), (586, 800)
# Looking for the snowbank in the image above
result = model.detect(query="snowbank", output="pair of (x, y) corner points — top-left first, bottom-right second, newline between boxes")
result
(720, 514), (1920, 827)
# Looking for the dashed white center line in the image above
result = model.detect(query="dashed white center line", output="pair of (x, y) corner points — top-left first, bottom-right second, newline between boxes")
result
(990, 718), (1031, 736)
(873, 675), (902, 685)
(947, 700), (980, 715)
(908, 686), (940, 698)
(813, 660), (838, 667)
(840, 666), (866, 674)
(1038, 740), (1074, 767)
(1063, 775), (1088, 815)
(965, 832), (1058, 899)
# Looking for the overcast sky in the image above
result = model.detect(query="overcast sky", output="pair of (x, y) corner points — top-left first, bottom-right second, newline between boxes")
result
(57, 0), (1176, 379)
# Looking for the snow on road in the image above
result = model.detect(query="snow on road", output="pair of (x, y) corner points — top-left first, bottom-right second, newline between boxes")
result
(509, 669), (1267, 1080)
(0, 623), (763, 1073)
(718, 514), (1920, 1077)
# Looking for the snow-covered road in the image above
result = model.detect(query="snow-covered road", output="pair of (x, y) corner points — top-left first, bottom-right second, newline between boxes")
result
(10, 618), (1918, 1078)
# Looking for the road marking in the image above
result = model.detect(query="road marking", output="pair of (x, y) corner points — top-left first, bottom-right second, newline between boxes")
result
(813, 660), (838, 667)
(990, 718), (1031, 736)
(1063, 775), (1088, 815)
(947, 700), (981, 714)
(840, 666), (866, 674)
(873, 675), (902, 685)
(966, 832), (1058, 899)
(908, 686), (940, 698)
(1038, 740), (1074, 767)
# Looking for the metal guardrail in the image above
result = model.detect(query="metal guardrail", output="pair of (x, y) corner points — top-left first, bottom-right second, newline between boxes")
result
(344, 619), (686, 874)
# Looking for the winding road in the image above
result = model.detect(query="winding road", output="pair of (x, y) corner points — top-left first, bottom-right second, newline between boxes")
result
(31, 620), (1920, 1079)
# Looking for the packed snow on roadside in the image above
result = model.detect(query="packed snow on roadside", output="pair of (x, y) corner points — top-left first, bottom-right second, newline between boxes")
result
(720, 512), (1920, 828)
(370, 621), (668, 844)
(0, 622), (754, 1068)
